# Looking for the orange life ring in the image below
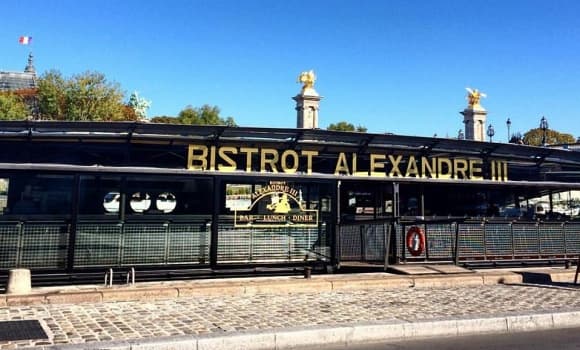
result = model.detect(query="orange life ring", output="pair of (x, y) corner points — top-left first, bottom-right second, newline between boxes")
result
(406, 226), (425, 257)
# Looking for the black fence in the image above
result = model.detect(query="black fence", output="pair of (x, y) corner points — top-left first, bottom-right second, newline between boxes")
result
(216, 221), (330, 264)
(338, 220), (580, 264)
(5, 218), (577, 272)
(0, 219), (331, 271)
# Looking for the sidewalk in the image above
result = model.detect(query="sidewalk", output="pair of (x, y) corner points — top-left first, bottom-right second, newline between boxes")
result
(1, 267), (579, 349)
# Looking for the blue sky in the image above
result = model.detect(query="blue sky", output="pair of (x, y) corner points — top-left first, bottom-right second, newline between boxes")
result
(2, 0), (580, 140)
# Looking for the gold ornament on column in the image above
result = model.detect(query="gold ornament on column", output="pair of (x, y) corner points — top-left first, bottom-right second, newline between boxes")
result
(297, 70), (316, 92)
(465, 87), (486, 109)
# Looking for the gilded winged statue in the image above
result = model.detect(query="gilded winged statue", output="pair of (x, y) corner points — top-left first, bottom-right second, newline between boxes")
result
(297, 70), (316, 91)
(466, 87), (486, 108)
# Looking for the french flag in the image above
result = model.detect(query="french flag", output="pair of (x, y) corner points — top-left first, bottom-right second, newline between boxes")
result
(19, 36), (32, 45)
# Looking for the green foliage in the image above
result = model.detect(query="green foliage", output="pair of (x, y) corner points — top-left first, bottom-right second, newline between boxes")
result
(121, 105), (140, 121)
(522, 128), (575, 146)
(327, 121), (367, 132)
(152, 105), (236, 126)
(37, 70), (66, 120)
(37, 70), (234, 125)
(37, 70), (126, 121)
(509, 132), (524, 144)
(224, 116), (237, 127)
(150, 116), (179, 124)
(0, 94), (29, 120)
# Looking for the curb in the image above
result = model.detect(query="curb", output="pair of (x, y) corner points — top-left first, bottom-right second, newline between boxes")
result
(2, 271), (525, 307)
(36, 309), (580, 350)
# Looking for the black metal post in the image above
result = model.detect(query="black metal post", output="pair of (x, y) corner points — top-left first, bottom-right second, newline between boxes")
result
(424, 225), (429, 260)
(360, 225), (366, 262)
(401, 223), (406, 262)
(66, 174), (81, 272)
(575, 255), (580, 284)
(383, 222), (391, 271)
(210, 177), (220, 269)
(333, 180), (341, 269)
(453, 221), (460, 266)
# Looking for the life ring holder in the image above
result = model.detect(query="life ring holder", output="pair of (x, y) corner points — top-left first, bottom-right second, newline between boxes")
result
(406, 226), (425, 257)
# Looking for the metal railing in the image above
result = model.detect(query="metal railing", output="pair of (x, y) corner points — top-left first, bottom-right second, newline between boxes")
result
(74, 220), (211, 267)
(339, 219), (580, 264)
(0, 218), (332, 271)
(216, 220), (331, 264)
(0, 220), (211, 270)
(0, 221), (69, 270)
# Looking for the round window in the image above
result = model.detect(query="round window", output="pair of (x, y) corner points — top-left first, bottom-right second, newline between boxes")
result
(103, 192), (120, 213)
(156, 192), (177, 213)
(130, 192), (151, 213)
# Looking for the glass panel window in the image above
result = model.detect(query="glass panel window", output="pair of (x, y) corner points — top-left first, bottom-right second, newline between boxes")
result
(156, 192), (177, 213)
(6, 174), (73, 216)
(340, 183), (392, 221)
(522, 189), (580, 220)
(126, 177), (212, 216)
(103, 192), (120, 213)
(130, 192), (151, 213)
(0, 178), (8, 214)
(225, 184), (252, 210)
(79, 176), (121, 216)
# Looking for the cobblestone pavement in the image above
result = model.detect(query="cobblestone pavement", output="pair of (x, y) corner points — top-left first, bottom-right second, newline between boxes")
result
(1, 284), (580, 349)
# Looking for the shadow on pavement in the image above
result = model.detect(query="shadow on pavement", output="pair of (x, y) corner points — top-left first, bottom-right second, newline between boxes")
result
(514, 271), (580, 290)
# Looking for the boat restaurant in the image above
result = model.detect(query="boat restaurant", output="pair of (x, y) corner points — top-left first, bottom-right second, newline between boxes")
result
(0, 120), (579, 280)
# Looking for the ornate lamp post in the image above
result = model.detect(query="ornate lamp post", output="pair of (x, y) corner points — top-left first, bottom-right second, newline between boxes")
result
(506, 118), (511, 142)
(458, 129), (464, 140)
(487, 124), (495, 143)
(540, 116), (549, 146)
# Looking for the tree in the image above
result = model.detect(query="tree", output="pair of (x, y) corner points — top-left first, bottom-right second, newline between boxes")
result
(327, 121), (367, 132)
(150, 115), (180, 124)
(356, 125), (368, 132)
(178, 105), (223, 125)
(509, 132), (524, 144)
(37, 70), (126, 121)
(224, 116), (236, 127)
(0, 94), (29, 120)
(522, 128), (575, 146)
(121, 105), (140, 121)
(65, 71), (125, 121)
(151, 105), (236, 126)
(37, 70), (66, 120)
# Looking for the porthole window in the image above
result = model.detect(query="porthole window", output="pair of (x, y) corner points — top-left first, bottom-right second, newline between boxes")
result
(103, 192), (120, 213)
(156, 192), (177, 213)
(130, 192), (151, 213)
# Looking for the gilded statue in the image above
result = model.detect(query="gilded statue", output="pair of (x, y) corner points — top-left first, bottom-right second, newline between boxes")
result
(297, 70), (316, 91)
(466, 87), (486, 108)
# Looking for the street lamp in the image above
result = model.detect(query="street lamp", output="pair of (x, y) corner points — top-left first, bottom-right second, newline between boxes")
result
(506, 118), (511, 142)
(487, 124), (495, 143)
(540, 116), (549, 146)
(458, 129), (464, 140)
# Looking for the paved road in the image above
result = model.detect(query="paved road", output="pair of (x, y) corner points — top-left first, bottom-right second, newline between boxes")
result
(316, 327), (580, 350)
(1, 283), (580, 349)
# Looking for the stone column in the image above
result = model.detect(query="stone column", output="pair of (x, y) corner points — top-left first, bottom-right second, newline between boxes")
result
(460, 88), (487, 142)
(293, 92), (322, 129)
(293, 70), (322, 129)
(460, 107), (487, 142)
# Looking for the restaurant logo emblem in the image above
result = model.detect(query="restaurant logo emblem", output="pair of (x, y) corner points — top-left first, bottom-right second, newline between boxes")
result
(234, 182), (318, 228)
